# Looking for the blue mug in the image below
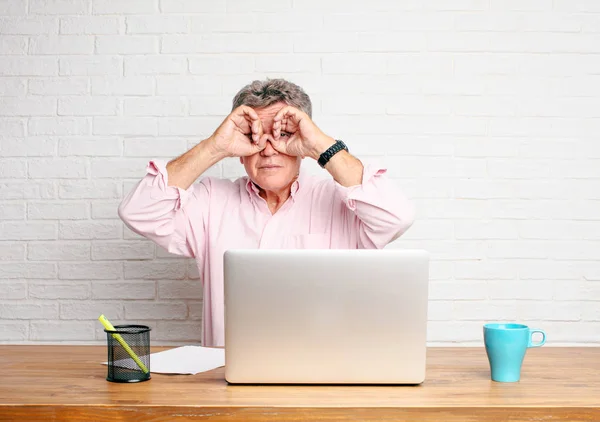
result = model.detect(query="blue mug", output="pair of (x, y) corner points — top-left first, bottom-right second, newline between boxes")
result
(483, 323), (546, 383)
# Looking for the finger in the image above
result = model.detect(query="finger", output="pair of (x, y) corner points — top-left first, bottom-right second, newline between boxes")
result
(272, 120), (281, 140)
(252, 119), (264, 143)
(257, 133), (269, 150)
(271, 137), (287, 154)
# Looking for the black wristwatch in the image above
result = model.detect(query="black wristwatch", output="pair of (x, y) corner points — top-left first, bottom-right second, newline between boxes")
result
(317, 140), (348, 168)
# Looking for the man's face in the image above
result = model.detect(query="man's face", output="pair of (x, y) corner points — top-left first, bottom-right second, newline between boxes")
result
(240, 101), (301, 193)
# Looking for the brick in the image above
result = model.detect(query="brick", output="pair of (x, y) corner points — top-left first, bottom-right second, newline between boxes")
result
(28, 201), (89, 220)
(59, 137), (122, 156)
(31, 321), (95, 341)
(1, 137), (55, 157)
(190, 14), (255, 33)
(93, 117), (157, 136)
(59, 56), (122, 76)
(124, 55), (186, 75)
(0, 77), (26, 95)
(60, 16), (119, 34)
(255, 54), (319, 74)
(28, 241), (90, 260)
(487, 241), (548, 259)
(92, 241), (154, 260)
(158, 117), (222, 136)
(0, 57), (57, 76)
(187, 260), (200, 279)
(491, 0), (552, 11)
(402, 220), (453, 240)
(123, 138), (187, 157)
(453, 300), (517, 321)
(59, 220), (121, 239)
(0, 97), (56, 116)
(0, 242), (26, 260)
(91, 201), (120, 219)
(0, 17), (58, 34)
(92, 158), (155, 177)
(427, 301), (453, 321)
(429, 281), (487, 300)
(91, 76), (154, 95)
(583, 302), (600, 321)
(30, 281), (90, 299)
(96, 35), (158, 54)
(0, 302), (58, 319)
(189, 96), (232, 116)
(125, 302), (187, 320)
(160, 34), (216, 53)
(0, 181), (56, 199)
(29, 35), (94, 55)
(0, 222), (56, 240)
(0, 35), (27, 54)
(29, 0), (91, 14)
(124, 261), (186, 279)
(455, 260), (517, 280)
(61, 301), (123, 319)
(547, 241), (600, 261)
(58, 180), (120, 199)
(455, 221), (518, 240)
(29, 77), (88, 95)
(158, 281), (202, 299)
(188, 301), (202, 320)
(0, 0), (26, 15)
(0, 202), (25, 220)
(93, 0), (158, 14)
(0, 262), (56, 279)
(126, 15), (187, 33)
(0, 322), (28, 341)
(0, 118), (25, 136)
(0, 282), (27, 299)
(188, 55), (253, 75)
(517, 260), (580, 280)
(0, 159), (26, 178)
(28, 158), (87, 179)
(59, 262), (122, 280)
(155, 321), (201, 341)
(427, 321), (482, 342)
(123, 97), (186, 116)
(92, 281), (155, 300)
(159, 0), (224, 13)
(58, 96), (118, 116)
(156, 76), (221, 95)
(518, 301), (580, 321)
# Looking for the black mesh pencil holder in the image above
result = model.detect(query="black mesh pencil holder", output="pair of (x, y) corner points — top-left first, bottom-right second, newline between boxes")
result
(104, 325), (151, 383)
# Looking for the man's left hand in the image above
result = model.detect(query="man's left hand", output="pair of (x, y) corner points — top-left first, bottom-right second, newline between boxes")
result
(270, 106), (335, 160)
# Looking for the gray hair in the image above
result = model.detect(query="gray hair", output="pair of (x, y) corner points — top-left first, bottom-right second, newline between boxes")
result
(231, 78), (312, 118)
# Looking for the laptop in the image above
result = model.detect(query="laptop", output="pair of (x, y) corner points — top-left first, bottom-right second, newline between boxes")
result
(223, 248), (429, 385)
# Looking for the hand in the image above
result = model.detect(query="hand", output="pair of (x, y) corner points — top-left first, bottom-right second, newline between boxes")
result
(207, 106), (267, 158)
(270, 106), (335, 160)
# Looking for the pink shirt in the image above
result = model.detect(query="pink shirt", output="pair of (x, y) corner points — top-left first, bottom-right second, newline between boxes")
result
(118, 159), (415, 347)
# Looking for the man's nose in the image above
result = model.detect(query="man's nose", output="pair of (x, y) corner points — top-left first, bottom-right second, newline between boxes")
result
(260, 135), (277, 156)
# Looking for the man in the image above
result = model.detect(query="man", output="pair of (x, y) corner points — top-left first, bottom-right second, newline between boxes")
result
(118, 78), (415, 347)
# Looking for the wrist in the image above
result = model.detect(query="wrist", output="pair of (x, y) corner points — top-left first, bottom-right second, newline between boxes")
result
(202, 137), (229, 162)
(309, 135), (336, 161)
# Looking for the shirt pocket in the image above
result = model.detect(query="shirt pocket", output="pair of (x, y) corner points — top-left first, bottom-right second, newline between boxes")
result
(282, 233), (330, 249)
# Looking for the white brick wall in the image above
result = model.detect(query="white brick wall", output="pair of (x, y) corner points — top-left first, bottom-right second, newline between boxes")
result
(1, 0), (599, 346)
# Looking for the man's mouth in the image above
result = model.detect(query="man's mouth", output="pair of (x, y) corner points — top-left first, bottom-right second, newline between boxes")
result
(259, 164), (282, 169)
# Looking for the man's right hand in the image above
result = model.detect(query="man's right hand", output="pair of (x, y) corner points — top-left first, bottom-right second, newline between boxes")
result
(208, 106), (267, 158)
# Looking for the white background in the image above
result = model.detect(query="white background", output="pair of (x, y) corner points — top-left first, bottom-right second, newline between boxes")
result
(1, 0), (599, 345)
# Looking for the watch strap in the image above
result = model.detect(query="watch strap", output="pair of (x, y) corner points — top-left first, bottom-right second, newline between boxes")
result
(318, 140), (348, 168)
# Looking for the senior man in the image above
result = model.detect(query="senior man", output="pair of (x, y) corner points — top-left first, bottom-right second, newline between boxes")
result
(118, 78), (415, 347)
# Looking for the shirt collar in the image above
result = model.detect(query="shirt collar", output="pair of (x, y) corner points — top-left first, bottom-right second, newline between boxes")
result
(245, 167), (307, 202)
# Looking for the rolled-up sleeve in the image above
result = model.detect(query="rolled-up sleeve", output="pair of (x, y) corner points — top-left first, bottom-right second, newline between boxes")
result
(335, 163), (415, 248)
(117, 159), (208, 259)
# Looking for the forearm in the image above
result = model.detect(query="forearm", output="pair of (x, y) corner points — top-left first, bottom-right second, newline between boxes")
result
(310, 136), (363, 187)
(166, 138), (225, 190)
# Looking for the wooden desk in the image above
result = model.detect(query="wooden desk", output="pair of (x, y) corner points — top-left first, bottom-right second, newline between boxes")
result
(0, 346), (598, 421)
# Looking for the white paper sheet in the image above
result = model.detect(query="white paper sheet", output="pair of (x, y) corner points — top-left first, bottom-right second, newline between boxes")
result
(102, 345), (225, 375)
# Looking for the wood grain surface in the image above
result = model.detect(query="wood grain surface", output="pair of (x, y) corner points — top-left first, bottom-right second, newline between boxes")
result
(0, 346), (598, 421)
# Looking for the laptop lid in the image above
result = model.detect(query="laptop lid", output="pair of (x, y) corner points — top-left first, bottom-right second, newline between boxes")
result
(223, 249), (429, 384)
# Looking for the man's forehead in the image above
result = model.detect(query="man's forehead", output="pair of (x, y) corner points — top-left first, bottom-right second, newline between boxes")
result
(254, 102), (286, 121)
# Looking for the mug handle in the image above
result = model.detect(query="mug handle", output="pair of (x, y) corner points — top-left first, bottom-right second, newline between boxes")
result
(528, 329), (546, 347)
